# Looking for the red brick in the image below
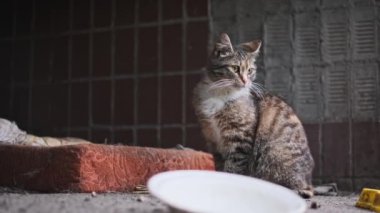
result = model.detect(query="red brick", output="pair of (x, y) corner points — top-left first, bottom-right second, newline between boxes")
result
(33, 38), (51, 82)
(162, 24), (182, 72)
(92, 81), (111, 125)
(137, 128), (157, 147)
(115, 29), (134, 75)
(139, 0), (158, 22)
(187, 0), (208, 17)
(14, 40), (30, 82)
(52, 36), (69, 81)
(94, 0), (111, 28)
(138, 77), (158, 124)
(303, 124), (321, 177)
(70, 82), (89, 126)
(138, 27), (158, 73)
(186, 21), (208, 70)
(186, 73), (202, 124)
(114, 79), (134, 125)
(52, 0), (69, 33)
(92, 32), (111, 77)
(161, 75), (183, 124)
(186, 126), (207, 151)
(161, 128), (183, 148)
(71, 34), (89, 78)
(114, 129), (134, 145)
(322, 123), (350, 177)
(91, 129), (111, 144)
(353, 122), (380, 177)
(115, 0), (135, 26)
(72, 0), (90, 30)
(162, 0), (182, 20)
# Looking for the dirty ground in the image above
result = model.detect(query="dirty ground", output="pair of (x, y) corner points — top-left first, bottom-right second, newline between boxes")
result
(0, 188), (369, 213)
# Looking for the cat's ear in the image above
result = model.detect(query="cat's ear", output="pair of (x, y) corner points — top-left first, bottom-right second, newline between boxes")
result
(213, 33), (234, 58)
(241, 40), (261, 55)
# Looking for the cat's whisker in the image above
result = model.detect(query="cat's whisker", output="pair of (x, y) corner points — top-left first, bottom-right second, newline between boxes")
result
(250, 83), (264, 99)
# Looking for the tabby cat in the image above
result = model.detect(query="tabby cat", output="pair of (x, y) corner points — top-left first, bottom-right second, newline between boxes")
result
(193, 33), (314, 198)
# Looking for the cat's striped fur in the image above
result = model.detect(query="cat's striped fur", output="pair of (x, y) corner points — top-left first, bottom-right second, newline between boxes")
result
(193, 33), (314, 198)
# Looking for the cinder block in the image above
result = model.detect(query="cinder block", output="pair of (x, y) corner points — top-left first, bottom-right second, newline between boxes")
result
(265, 67), (293, 103)
(323, 64), (349, 121)
(321, 0), (349, 9)
(321, 9), (349, 62)
(264, 0), (290, 13)
(291, 0), (318, 11)
(294, 66), (321, 122)
(264, 14), (292, 67)
(351, 6), (377, 60)
(352, 63), (378, 121)
(294, 12), (321, 65)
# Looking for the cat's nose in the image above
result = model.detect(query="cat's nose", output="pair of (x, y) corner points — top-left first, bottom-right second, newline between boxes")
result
(239, 74), (248, 85)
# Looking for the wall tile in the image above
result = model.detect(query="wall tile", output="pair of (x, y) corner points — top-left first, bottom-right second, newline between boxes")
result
(52, 0), (69, 33)
(304, 123), (321, 177)
(0, 0), (13, 37)
(114, 79), (134, 125)
(71, 34), (89, 79)
(162, 24), (182, 72)
(322, 123), (350, 177)
(187, 0), (208, 17)
(139, 0), (158, 23)
(0, 85), (11, 119)
(162, 0), (182, 20)
(115, 0), (135, 26)
(11, 86), (29, 129)
(138, 27), (158, 73)
(161, 127), (182, 148)
(70, 82), (89, 126)
(114, 129), (134, 145)
(33, 38), (51, 82)
(91, 129), (111, 144)
(72, 0), (90, 30)
(92, 31), (111, 77)
(161, 75), (182, 124)
(138, 77), (158, 124)
(34, 0), (52, 34)
(115, 29), (134, 75)
(69, 130), (90, 141)
(31, 84), (51, 133)
(186, 21), (208, 70)
(94, 0), (111, 28)
(0, 41), (12, 83)
(52, 36), (69, 81)
(186, 126), (207, 151)
(186, 73), (202, 124)
(50, 84), (68, 128)
(14, 40), (30, 82)
(137, 128), (157, 147)
(15, 0), (33, 35)
(353, 122), (380, 177)
(92, 80), (111, 125)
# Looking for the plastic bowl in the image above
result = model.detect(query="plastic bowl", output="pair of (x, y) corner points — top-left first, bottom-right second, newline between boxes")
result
(148, 170), (307, 213)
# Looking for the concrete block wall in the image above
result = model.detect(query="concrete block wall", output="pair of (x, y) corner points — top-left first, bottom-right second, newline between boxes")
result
(211, 0), (380, 190)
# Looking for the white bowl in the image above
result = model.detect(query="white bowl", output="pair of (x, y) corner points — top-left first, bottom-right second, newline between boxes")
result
(148, 170), (307, 213)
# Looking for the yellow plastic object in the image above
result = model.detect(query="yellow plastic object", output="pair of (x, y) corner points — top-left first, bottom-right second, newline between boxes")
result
(356, 188), (380, 212)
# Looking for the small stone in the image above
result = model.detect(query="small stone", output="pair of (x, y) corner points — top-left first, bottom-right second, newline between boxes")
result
(84, 197), (91, 202)
(91, 191), (97, 197)
(137, 196), (145, 202)
(310, 201), (321, 209)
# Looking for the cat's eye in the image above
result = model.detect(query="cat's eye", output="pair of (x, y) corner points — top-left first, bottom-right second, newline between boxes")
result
(230, 65), (240, 73)
(248, 68), (256, 74)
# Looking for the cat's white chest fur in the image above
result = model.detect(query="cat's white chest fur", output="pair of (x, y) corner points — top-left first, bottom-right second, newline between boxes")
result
(199, 87), (250, 117)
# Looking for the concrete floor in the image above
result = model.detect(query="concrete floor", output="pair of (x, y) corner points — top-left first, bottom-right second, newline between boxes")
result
(0, 189), (370, 213)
